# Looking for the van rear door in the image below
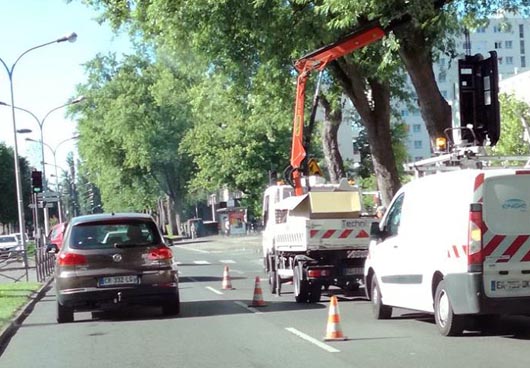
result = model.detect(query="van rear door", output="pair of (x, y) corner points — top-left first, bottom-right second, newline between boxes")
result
(482, 172), (530, 298)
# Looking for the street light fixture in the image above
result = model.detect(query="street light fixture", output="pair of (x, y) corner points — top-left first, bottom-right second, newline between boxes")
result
(26, 135), (80, 222)
(1, 97), (85, 234)
(0, 32), (77, 268)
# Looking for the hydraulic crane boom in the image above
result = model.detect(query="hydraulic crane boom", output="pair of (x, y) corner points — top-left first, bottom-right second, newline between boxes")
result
(289, 21), (387, 196)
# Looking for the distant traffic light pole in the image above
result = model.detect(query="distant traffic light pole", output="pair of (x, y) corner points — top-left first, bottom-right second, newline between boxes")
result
(0, 32), (77, 276)
(27, 135), (80, 223)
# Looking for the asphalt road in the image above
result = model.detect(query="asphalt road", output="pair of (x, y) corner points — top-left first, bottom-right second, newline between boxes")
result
(2, 235), (530, 368)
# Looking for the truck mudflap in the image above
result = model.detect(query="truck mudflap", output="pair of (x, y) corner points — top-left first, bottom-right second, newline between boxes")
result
(444, 273), (530, 315)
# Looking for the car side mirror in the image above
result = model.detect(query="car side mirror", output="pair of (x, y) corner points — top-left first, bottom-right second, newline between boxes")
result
(46, 243), (59, 254)
(370, 221), (383, 240)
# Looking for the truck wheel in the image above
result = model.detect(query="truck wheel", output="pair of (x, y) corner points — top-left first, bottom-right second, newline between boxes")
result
(371, 276), (392, 319)
(294, 266), (309, 303)
(268, 269), (277, 294)
(57, 302), (74, 323)
(434, 281), (465, 336)
(308, 282), (322, 303)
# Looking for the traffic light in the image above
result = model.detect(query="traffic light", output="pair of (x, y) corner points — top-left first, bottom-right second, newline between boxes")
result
(458, 51), (500, 146)
(31, 170), (43, 193)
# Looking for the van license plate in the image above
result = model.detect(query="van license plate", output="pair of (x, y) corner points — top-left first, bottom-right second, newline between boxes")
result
(99, 275), (138, 286)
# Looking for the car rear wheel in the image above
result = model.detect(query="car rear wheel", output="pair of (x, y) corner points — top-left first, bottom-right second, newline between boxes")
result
(371, 276), (392, 319)
(434, 281), (465, 336)
(57, 302), (74, 323)
(162, 294), (181, 316)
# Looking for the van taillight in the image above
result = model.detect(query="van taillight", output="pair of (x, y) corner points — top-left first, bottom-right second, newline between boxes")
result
(148, 246), (173, 260)
(468, 203), (483, 272)
(58, 253), (87, 266)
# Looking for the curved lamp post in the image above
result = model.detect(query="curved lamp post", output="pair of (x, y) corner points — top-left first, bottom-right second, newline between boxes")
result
(26, 135), (80, 223)
(1, 96), (84, 234)
(0, 32), (77, 270)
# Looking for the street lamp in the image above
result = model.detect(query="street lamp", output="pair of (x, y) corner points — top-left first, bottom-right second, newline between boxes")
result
(1, 97), (85, 234)
(0, 32), (77, 274)
(26, 135), (80, 223)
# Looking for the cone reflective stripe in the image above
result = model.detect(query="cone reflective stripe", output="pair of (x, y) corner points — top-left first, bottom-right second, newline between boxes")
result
(324, 295), (347, 341)
(222, 265), (234, 290)
(249, 276), (267, 307)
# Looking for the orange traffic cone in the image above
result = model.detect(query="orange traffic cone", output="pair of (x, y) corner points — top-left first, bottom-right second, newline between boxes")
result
(324, 295), (347, 341)
(248, 276), (267, 307)
(222, 265), (234, 290)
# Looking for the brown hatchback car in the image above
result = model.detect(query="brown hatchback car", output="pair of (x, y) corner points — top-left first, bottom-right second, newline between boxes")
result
(54, 213), (179, 323)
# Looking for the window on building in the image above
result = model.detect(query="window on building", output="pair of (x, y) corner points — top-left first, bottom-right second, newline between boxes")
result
(505, 40), (513, 49)
(439, 58), (446, 67)
(412, 124), (421, 133)
(401, 109), (408, 117)
(414, 140), (423, 149)
(506, 56), (514, 65)
(477, 27), (486, 33)
(414, 156), (424, 161)
(520, 24), (525, 38)
(438, 72), (446, 83)
(522, 56), (526, 67)
(521, 40), (526, 54)
(493, 25), (500, 33)
(495, 41), (503, 49)
(498, 56), (503, 64)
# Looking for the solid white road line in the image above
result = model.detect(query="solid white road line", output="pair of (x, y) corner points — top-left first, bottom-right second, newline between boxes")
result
(206, 286), (223, 295)
(285, 327), (340, 353)
(173, 245), (210, 254)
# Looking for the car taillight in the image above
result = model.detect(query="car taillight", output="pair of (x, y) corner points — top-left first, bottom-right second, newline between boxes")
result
(468, 203), (483, 272)
(148, 246), (173, 260)
(57, 252), (87, 266)
(307, 269), (331, 278)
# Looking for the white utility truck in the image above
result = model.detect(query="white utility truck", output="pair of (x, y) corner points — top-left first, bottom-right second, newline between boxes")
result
(262, 177), (376, 302)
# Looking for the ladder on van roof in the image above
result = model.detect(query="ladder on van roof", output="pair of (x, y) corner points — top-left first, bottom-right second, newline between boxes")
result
(404, 145), (530, 177)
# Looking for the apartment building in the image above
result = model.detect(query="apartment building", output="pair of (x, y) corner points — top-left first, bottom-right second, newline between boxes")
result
(403, 13), (530, 160)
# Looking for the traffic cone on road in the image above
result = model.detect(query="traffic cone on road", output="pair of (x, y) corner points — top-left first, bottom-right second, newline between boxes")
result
(324, 295), (347, 341)
(222, 265), (234, 290)
(249, 276), (267, 307)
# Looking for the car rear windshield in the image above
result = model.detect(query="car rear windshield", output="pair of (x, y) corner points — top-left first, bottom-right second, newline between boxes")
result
(484, 174), (530, 235)
(0, 236), (17, 243)
(69, 220), (161, 249)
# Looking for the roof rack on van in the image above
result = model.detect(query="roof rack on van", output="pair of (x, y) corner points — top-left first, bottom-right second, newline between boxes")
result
(404, 144), (530, 177)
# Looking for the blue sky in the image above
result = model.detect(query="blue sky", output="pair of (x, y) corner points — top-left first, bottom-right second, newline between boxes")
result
(0, 0), (131, 182)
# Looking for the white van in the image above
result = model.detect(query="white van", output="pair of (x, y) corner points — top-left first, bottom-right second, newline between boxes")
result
(364, 168), (530, 336)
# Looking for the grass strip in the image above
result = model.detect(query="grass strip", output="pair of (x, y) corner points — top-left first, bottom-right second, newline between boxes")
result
(0, 282), (42, 329)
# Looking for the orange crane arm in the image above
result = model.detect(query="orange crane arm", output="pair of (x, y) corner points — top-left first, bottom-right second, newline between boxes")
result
(289, 21), (386, 195)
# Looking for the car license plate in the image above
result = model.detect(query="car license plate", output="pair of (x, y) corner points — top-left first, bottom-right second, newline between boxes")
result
(344, 267), (363, 276)
(98, 275), (138, 286)
(491, 280), (530, 291)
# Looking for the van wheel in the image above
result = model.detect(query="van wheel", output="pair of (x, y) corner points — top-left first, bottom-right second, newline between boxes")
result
(434, 281), (465, 336)
(371, 276), (392, 319)
(294, 266), (309, 303)
(57, 302), (74, 323)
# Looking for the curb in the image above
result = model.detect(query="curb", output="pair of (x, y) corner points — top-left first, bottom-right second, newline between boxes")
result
(0, 277), (54, 355)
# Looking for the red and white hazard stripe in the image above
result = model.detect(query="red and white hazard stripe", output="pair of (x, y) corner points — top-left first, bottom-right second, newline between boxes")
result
(309, 229), (369, 240)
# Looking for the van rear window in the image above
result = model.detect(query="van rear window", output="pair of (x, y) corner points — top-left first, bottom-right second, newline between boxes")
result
(484, 175), (530, 235)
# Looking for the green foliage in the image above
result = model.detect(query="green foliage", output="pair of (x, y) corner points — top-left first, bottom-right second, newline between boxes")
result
(490, 93), (530, 156)
(0, 143), (32, 227)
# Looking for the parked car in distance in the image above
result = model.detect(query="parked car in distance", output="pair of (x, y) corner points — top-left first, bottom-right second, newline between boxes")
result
(54, 213), (179, 323)
(46, 222), (67, 251)
(0, 234), (24, 259)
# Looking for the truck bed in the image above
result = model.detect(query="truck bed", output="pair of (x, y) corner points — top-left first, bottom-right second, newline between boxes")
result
(273, 216), (374, 252)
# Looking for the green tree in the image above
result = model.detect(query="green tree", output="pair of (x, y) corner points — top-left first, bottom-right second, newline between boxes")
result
(0, 143), (32, 230)
(491, 93), (530, 156)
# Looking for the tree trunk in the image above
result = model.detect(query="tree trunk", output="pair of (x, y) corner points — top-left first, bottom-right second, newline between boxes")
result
(331, 61), (401, 205)
(320, 95), (346, 183)
(396, 24), (452, 146)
